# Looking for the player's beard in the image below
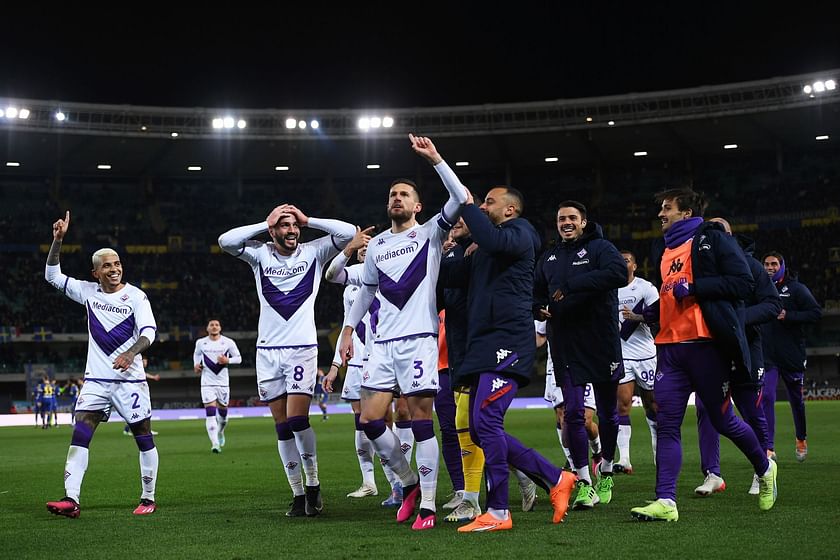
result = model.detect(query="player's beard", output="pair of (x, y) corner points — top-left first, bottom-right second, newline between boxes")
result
(388, 206), (413, 224)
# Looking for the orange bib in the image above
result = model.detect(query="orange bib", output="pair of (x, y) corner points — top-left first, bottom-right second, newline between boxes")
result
(656, 239), (712, 344)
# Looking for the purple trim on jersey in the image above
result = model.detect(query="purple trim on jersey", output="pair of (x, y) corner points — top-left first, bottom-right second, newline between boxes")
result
(262, 393), (287, 403)
(256, 344), (319, 350)
(619, 300), (646, 341)
(87, 303), (136, 356)
(347, 362), (364, 368)
(437, 214), (454, 231)
(355, 319), (367, 345)
(341, 397), (361, 402)
(369, 297), (381, 335)
(373, 332), (437, 344)
(495, 351), (520, 371)
(402, 389), (438, 397)
(624, 356), (656, 362)
(83, 378), (147, 383)
(360, 385), (399, 393)
(287, 391), (315, 396)
(139, 325), (157, 333)
(377, 239), (430, 310)
(203, 354), (224, 374)
(259, 261), (317, 320)
(331, 235), (341, 251)
(62, 277), (69, 294)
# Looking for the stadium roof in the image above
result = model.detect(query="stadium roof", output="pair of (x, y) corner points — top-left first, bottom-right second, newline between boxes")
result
(1, 71), (838, 179)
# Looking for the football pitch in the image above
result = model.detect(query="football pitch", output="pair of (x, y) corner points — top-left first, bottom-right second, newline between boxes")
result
(2, 402), (838, 559)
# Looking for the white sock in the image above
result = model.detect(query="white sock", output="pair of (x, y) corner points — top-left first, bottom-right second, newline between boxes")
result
(293, 427), (319, 487)
(394, 425), (415, 464)
(64, 445), (89, 503)
(464, 490), (480, 504)
(589, 435), (602, 456)
(381, 459), (400, 489)
(139, 447), (158, 501)
(488, 507), (509, 520)
(601, 459), (614, 474)
(205, 416), (219, 447)
(415, 436), (439, 512)
(562, 445), (574, 468)
(646, 417), (658, 462)
(618, 424), (632, 463)
(556, 427), (564, 447)
(277, 439), (304, 496)
(355, 430), (376, 487)
(371, 428), (417, 486)
(659, 498), (676, 507)
(217, 413), (228, 434)
(576, 465), (592, 485)
(511, 467), (530, 485)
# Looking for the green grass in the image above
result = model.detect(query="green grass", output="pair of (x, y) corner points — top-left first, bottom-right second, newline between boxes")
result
(2, 402), (839, 559)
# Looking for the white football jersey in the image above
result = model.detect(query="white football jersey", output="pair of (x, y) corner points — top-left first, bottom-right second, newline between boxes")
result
(618, 276), (659, 360)
(238, 236), (338, 348)
(47, 269), (156, 381)
(335, 280), (380, 367)
(535, 320), (554, 376)
(193, 335), (241, 386)
(361, 215), (449, 342)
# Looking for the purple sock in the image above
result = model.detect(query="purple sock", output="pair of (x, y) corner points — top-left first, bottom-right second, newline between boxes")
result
(619, 415), (632, 426)
(287, 415), (310, 432)
(205, 406), (217, 417)
(362, 418), (388, 440)
(395, 420), (412, 430)
(219, 408), (228, 419)
(411, 419), (435, 442)
(135, 433), (155, 452)
(275, 421), (294, 441)
(354, 413), (363, 431)
(70, 422), (94, 448)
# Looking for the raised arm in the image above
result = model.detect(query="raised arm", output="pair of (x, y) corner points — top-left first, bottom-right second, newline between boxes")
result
(410, 134), (470, 224)
(325, 226), (374, 284)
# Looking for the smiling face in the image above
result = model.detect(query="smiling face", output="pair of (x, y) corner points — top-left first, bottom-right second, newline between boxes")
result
(269, 215), (300, 255)
(387, 183), (421, 225)
(92, 252), (123, 292)
(556, 206), (586, 241)
(764, 256), (782, 277)
(658, 197), (692, 232)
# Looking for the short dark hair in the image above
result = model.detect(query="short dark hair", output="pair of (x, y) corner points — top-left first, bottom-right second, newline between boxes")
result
(763, 251), (784, 263)
(620, 249), (636, 262)
(208, 318), (222, 328)
(557, 200), (587, 219)
(494, 186), (525, 216)
(390, 178), (421, 202)
(654, 188), (708, 217)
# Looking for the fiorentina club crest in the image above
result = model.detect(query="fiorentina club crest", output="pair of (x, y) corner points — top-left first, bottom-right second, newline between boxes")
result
(418, 465), (433, 477)
(120, 294), (130, 302)
(408, 230), (417, 238)
(577, 248), (587, 258)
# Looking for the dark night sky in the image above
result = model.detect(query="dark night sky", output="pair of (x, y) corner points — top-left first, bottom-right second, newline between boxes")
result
(2, 6), (839, 109)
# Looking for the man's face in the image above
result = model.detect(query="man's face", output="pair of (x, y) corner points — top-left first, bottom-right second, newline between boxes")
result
(357, 241), (368, 262)
(479, 188), (514, 225)
(93, 253), (123, 289)
(658, 198), (691, 232)
(207, 320), (222, 336)
(451, 218), (470, 240)
(764, 256), (782, 277)
(557, 207), (586, 241)
(269, 216), (300, 252)
(387, 183), (421, 223)
(622, 252), (637, 278)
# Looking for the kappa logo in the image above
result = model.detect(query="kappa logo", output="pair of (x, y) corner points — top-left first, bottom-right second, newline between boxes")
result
(411, 381), (420, 388)
(131, 413), (140, 420)
(721, 381), (730, 397)
(756, 367), (765, 382)
(142, 475), (153, 485)
(610, 361), (620, 372)
(356, 449), (368, 457)
(418, 465), (433, 477)
(400, 443), (412, 455)
(120, 294), (130, 302)
(286, 461), (299, 470)
(446, 251), (456, 258)
(496, 348), (512, 364)
(668, 258), (684, 275)
(547, 254), (557, 261)
(291, 383), (300, 390)
(577, 248), (587, 258)
(490, 377), (509, 392)
(377, 238), (386, 245)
